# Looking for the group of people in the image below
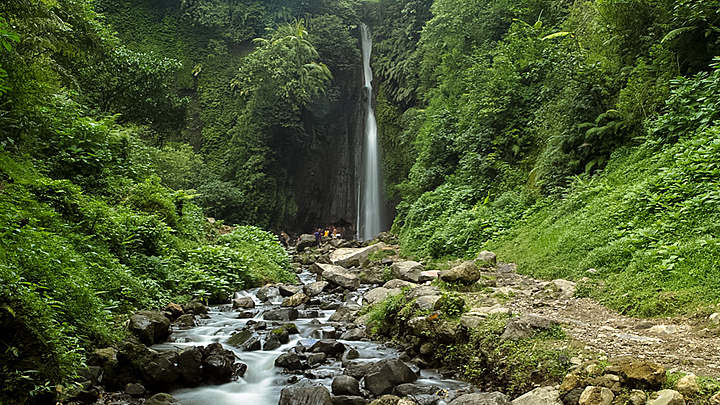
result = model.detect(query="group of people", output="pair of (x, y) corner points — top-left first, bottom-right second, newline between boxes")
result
(276, 226), (346, 248)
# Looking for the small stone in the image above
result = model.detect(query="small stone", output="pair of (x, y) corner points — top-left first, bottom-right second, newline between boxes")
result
(628, 390), (646, 405)
(232, 296), (256, 309)
(648, 389), (685, 405)
(710, 313), (720, 325)
(649, 324), (685, 335)
(676, 374), (699, 396)
(476, 250), (497, 266)
(124, 383), (145, 396)
(579, 386), (614, 405)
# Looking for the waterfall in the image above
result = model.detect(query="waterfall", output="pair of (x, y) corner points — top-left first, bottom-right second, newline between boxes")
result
(357, 23), (383, 241)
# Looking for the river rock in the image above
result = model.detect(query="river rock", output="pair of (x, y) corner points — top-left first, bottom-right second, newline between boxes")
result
(282, 292), (310, 307)
(604, 359), (666, 388)
(579, 386), (614, 405)
(449, 392), (509, 405)
(308, 352), (326, 366)
(390, 261), (425, 283)
(333, 396), (368, 405)
(310, 339), (346, 356)
(164, 303), (184, 319)
(145, 393), (179, 405)
(415, 295), (441, 311)
(439, 261), (481, 284)
(257, 285), (280, 302)
(512, 386), (561, 404)
(264, 308), (299, 321)
(275, 352), (305, 370)
(476, 250), (497, 266)
(264, 334), (282, 351)
(340, 328), (366, 341)
(317, 264), (361, 290)
(363, 359), (418, 396)
(182, 300), (208, 315)
(202, 343), (241, 383)
(174, 313), (195, 328)
(648, 389), (685, 405)
(177, 346), (203, 385)
(280, 380), (333, 405)
(330, 305), (361, 322)
(279, 284), (303, 297)
(305, 281), (330, 297)
(384, 279), (417, 289)
(297, 234), (318, 252)
(232, 296), (256, 309)
(124, 382), (146, 396)
(501, 314), (558, 340)
(330, 244), (386, 267)
(364, 287), (402, 305)
(128, 310), (171, 345)
(369, 395), (415, 405)
(332, 375), (361, 396)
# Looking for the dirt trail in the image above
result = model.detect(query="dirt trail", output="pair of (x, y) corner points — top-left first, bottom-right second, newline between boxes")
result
(463, 263), (720, 378)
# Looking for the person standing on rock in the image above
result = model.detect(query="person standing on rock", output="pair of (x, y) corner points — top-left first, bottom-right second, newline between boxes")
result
(314, 228), (322, 246)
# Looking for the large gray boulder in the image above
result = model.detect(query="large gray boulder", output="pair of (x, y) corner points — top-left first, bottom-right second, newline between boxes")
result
(512, 386), (561, 405)
(363, 287), (402, 305)
(390, 261), (425, 283)
(282, 292), (310, 307)
(279, 380), (332, 405)
(330, 243), (386, 267)
(315, 263), (360, 290)
(332, 375), (361, 396)
(363, 359), (418, 396)
(449, 392), (510, 405)
(128, 310), (171, 345)
(304, 281), (329, 297)
(501, 315), (558, 340)
(297, 234), (318, 252)
(439, 261), (481, 284)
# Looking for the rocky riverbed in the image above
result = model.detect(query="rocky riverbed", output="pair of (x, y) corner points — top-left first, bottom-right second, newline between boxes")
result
(68, 236), (720, 405)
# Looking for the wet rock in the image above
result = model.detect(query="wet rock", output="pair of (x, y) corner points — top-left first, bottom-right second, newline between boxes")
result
(439, 261), (481, 284)
(232, 296), (256, 309)
(384, 279), (417, 289)
(310, 339), (346, 356)
(605, 359), (666, 389)
(128, 310), (171, 345)
(363, 359), (418, 396)
(343, 348), (360, 361)
(344, 361), (375, 379)
(143, 351), (180, 387)
(227, 329), (254, 347)
(364, 287), (402, 305)
(297, 234), (318, 252)
(182, 300), (208, 315)
(308, 352), (327, 366)
(391, 261), (425, 283)
(316, 264), (361, 290)
(164, 303), (184, 319)
(257, 286), (281, 302)
(449, 392), (509, 405)
(145, 393), (179, 405)
(476, 250), (497, 266)
(330, 244), (386, 268)
(237, 310), (255, 319)
(648, 389), (685, 405)
(279, 284), (303, 297)
(332, 375), (361, 396)
(340, 328), (366, 341)
(275, 352), (305, 370)
(279, 380), (332, 405)
(333, 395), (368, 405)
(283, 292), (310, 307)
(579, 386), (614, 405)
(124, 382), (146, 396)
(264, 334), (282, 351)
(501, 314), (558, 340)
(177, 346), (203, 385)
(174, 313), (195, 328)
(264, 308), (299, 321)
(330, 305), (361, 322)
(202, 343), (241, 383)
(512, 386), (561, 404)
(305, 281), (330, 297)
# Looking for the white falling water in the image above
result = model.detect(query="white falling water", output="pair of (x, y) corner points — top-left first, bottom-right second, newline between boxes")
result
(358, 23), (383, 241)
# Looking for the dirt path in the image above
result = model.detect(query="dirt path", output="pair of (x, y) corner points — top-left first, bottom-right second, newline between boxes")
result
(462, 263), (720, 378)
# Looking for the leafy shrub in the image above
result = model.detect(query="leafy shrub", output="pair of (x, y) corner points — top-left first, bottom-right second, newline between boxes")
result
(435, 292), (467, 319)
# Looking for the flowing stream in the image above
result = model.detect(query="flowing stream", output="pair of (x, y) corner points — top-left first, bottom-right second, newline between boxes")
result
(358, 23), (383, 241)
(155, 264), (470, 404)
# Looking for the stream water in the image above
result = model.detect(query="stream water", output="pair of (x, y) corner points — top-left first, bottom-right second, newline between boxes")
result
(155, 266), (470, 404)
(358, 23), (383, 241)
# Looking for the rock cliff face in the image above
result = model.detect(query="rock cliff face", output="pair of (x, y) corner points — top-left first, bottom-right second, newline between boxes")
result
(285, 67), (364, 233)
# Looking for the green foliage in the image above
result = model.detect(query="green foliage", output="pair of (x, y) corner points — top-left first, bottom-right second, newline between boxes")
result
(434, 292), (467, 319)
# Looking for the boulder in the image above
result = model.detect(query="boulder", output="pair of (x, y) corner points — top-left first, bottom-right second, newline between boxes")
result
(419, 270), (440, 282)
(605, 360), (666, 389)
(279, 380), (333, 405)
(579, 386), (614, 405)
(264, 334), (282, 351)
(439, 261), (481, 284)
(512, 386), (561, 405)
(128, 310), (171, 345)
(182, 301), (208, 315)
(297, 234), (318, 252)
(316, 264), (360, 290)
(308, 352), (326, 366)
(282, 292), (310, 307)
(364, 287), (402, 305)
(332, 375), (361, 396)
(202, 343), (241, 383)
(310, 340), (346, 356)
(390, 261), (425, 283)
(275, 352), (305, 370)
(449, 392), (509, 405)
(279, 284), (303, 297)
(330, 305), (361, 322)
(415, 295), (441, 311)
(305, 281), (330, 297)
(257, 285), (281, 302)
(232, 296), (256, 309)
(476, 250), (497, 266)
(549, 279), (576, 299)
(340, 328), (366, 341)
(264, 308), (299, 321)
(174, 314), (195, 328)
(406, 285), (440, 300)
(676, 374), (699, 396)
(164, 303), (184, 319)
(329, 244), (386, 267)
(363, 359), (418, 396)
(124, 382), (146, 396)
(333, 396), (368, 405)
(648, 390), (685, 405)
(383, 279), (417, 289)
(145, 393), (179, 405)
(501, 314), (558, 340)
(176, 346), (204, 385)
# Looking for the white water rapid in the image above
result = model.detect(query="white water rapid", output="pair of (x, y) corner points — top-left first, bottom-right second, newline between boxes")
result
(358, 23), (383, 241)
